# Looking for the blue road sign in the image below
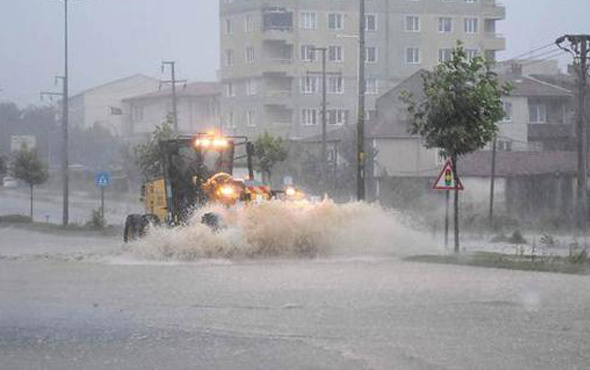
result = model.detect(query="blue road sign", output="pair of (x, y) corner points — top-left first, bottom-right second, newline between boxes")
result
(94, 172), (111, 188)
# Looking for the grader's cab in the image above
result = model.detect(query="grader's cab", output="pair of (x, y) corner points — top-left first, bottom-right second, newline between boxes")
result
(123, 132), (270, 242)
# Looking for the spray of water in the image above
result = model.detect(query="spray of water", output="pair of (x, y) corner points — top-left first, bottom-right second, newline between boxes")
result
(129, 200), (433, 261)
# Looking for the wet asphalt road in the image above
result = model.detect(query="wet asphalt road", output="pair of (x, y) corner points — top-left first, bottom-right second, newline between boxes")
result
(0, 228), (589, 370)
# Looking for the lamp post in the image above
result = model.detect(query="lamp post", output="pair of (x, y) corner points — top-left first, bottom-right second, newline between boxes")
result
(50, 0), (82, 226)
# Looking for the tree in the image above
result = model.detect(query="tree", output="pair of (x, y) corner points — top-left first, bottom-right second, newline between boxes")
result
(0, 153), (6, 176)
(401, 43), (511, 253)
(10, 147), (49, 220)
(253, 132), (287, 186)
(134, 116), (176, 180)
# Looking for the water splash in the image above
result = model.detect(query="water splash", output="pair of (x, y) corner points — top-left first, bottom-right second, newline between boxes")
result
(129, 200), (432, 261)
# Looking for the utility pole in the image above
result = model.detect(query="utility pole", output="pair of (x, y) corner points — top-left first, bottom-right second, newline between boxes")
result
(557, 35), (590, 230)
(357, 0), (366, 201)
(489, 136), (497, 228)
(62, 0), (71, 226)
(41, 76), (65, 169)
(161, 61), (187, 133)
(311, 47), (328, 193)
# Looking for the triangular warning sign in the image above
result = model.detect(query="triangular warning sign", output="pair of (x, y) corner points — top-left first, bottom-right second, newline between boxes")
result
(433, 159), (464, 190)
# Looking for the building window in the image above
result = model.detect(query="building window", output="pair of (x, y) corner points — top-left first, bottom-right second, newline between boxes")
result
(245, 79), (257, 96)
(327, 13), (344, 30)
(226, 112), (235, 128)
(438, 48), (452, 63)
(365, 14), (377, 32)
(224, 83), (235, 98)
(405, 15), (420, 32)
(131, 105), (144, 123)
(327, 76), (344, 94)
(501, 101), (513, 123)
(246, 110), (256, 127)
(438, 17), (452, 33)
(224, 18), (233, 35)
(245, 47), (255, 63)
(300, 76), (319, 94)
(464, 17), (479, 34)
(484, 50), (496, 61)
(365, 110), (377, 122)
(497, 140), (513, 152)
(365, 46), (377, 63)
(328, 45), (343, 62)
(300, 44), (316, 62)
(530, 104), (547, 124)
(405, 48), (420, 64)
(365, 78), (379, 95)
(244, 14), (254, 32)
(300, 12), (317, 30)
(466, 49), (478, 60)
(327, 109), (348, 125)
(301, 109), (318, 125)
(224, 49), (234, 67)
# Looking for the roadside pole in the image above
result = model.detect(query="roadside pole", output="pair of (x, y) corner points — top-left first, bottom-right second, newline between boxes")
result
(101, 187), (105, 219)
(433, 160), (464, 251)
(445, 190), (450, 249)
(94, 171), (111, 221)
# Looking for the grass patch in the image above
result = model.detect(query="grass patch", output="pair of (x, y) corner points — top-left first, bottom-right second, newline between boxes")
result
(0, 214), (32, 223)
(0, 218), (121, 238)
(405, 252), (590, 276)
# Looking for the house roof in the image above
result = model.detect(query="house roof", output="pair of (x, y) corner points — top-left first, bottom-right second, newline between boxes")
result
(123, 81), (220, 102)
(459, 150), (576, 177)
(69, 74), (158, 99)
(369, 69), (573, 139)
(369, 70), (428, 138)
(503, 75), (572, 97)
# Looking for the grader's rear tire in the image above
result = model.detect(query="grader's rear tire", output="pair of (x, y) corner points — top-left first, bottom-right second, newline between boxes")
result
(123, 214), (143, 243)
(124, 214), (160, 243)
(201, 212), (221, 232)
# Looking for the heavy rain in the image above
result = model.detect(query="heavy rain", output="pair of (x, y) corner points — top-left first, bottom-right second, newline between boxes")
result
(1, 1), (590, 369)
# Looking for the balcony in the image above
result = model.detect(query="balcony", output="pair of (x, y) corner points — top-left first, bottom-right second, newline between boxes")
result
(482, 1), (506, 19)
(528, 123), (574, 140)
(483, 32), (506, 51)
(262, 7), (293, 37)
(261, 57), (295, 75)
(263, 90), (292, 106)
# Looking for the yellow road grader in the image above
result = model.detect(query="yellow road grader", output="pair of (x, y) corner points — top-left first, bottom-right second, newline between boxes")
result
(123, 132), (301, 242)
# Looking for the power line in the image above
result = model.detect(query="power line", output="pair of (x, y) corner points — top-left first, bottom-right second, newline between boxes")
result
(501, 42), (556, 63)
(521, 50), (568, 66)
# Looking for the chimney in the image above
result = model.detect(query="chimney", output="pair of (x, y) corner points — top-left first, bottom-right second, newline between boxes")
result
(510, 63), (523, 76)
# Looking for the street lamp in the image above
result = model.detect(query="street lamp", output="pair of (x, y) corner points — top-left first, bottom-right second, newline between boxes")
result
(51, 0), (84, 226)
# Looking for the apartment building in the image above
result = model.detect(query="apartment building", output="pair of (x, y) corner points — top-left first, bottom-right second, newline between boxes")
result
(219, 0), (505, 139)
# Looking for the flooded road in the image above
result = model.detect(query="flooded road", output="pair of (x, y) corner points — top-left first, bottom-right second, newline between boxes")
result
(1, 228), (589, 369)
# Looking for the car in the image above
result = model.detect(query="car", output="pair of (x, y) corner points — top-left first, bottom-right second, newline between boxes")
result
(2, 176), (19, 188)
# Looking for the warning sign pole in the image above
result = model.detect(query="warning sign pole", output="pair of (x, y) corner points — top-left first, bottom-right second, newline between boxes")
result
(444, 191), (450, 249)
(434, 159), (463, 250)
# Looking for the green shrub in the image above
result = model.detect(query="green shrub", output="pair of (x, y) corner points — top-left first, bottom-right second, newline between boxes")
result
(0, 214), (32, 223)
(508, 230), (527, 244)
(86, 210), (106, 230)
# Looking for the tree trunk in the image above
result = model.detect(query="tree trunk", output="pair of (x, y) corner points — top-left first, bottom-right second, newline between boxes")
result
(452, 155), (460, 253)
(29, 184), (34, 221)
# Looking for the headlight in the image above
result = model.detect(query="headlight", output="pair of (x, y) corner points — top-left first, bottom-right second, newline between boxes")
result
(220, 186), (235, 197)
(285, 187), (296, 197)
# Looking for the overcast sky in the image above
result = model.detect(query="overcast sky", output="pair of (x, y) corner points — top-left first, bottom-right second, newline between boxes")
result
(0, 0), (588, 106)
